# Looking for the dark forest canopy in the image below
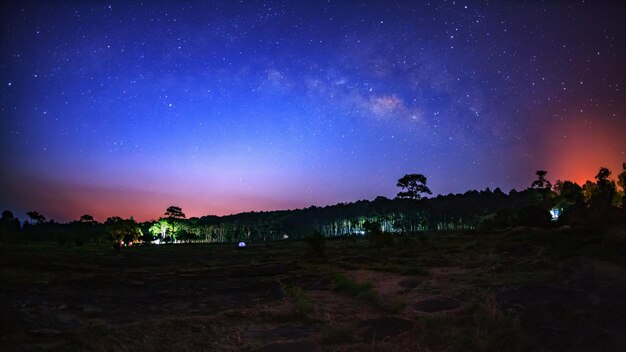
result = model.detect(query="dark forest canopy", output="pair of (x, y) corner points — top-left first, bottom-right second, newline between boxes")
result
(2, 166), (625, 245)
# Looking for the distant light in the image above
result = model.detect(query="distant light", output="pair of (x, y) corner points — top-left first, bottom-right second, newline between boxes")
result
(550, 207), (561, 221)
(238, 241), (246, 248)
(283, 234), (289, 239)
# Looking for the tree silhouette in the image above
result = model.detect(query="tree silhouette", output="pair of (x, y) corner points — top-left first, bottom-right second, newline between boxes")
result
(105, 216), (123, 224)
(26, 211), (45, 224)
(589, 166), (616, 214)
(79, 214), (95, 223)
(165, 206), (185, 219)
(531, 170), (552, 190)
(618, 163), (626, 208)
(396, 174), (432, 200)
(582, 180), (598, 203)
(618, 163), (626, 189)
(553, 180), (583, 206)
(1, 210), (15, 222)
(0, 210), (20, 240)
(595, 167), (611, 184)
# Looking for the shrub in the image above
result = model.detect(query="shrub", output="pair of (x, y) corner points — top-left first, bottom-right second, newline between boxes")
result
(463, 292), (523, 351)
(305, 231), (326, 257)
(285, 285), (314, 319)
(331, 272), (374, 299)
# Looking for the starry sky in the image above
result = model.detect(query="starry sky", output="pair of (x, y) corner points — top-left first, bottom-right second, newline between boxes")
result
(1, 1), (625, 222)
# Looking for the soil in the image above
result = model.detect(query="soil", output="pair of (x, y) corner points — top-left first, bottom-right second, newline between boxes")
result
(1, 227), (625, 351)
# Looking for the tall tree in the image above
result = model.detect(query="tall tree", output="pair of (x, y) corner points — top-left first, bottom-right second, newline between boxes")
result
(149, 219), (174, 239)
(590, 166), (616, 211)
(595, 167), (611, 184)
(531, 170), (552, 190)
(26, 211), (45, 224)
(582, 180), (598, 203)
(164, 206), (186, 219)
(396, 174), (432, 200)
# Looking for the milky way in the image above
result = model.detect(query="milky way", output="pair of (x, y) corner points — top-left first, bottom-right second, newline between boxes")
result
(1, 1), (625, 221)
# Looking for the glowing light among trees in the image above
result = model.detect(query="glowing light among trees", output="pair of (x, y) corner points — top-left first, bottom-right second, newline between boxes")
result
(550, 207), (561, 221)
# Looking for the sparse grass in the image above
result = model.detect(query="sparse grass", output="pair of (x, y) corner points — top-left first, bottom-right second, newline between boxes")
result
(330, 272), (405, 313)
(0, 268), (58, 286)
(467, 269), (558, 287)
(3, 226), (625, 351)
(331, 272), (375, 299)
(332, 256), (429, 276)
(284, 285), (314, 319)
(417, 291), (523, 351)
(333, 260), (360, 270)
(462, 292), (523, 351)
(375, 295), (406, 314)
(319, 324), (354, 345)
(367, 262), (429, 276)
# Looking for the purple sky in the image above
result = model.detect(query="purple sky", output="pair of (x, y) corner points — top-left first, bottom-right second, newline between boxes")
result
(1, 1), (625, 222)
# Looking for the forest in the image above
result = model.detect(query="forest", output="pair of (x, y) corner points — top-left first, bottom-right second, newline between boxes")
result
(2, 165), (625, 246)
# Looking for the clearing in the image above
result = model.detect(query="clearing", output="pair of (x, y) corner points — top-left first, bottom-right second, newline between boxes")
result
(1, 226), (626, 351)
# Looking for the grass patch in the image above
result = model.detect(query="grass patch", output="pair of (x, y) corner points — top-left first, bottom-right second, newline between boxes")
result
(467, 269), (558, 287)
(330, 272), (405, 313)
(331, 272), (375, 299)
(367, 262), (429, 276)
(332, 260), (361, 270)
(0, 268), (57, 286)
(319, 325), (354, 345)
(461, 292), (523, 351)
(284, 285), (314, 319)
(418, 291), (523, 351)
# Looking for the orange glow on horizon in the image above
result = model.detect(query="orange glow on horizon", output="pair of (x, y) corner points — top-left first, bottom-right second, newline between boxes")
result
(5, 175), (313, 223)
(541, 115), (625, 186)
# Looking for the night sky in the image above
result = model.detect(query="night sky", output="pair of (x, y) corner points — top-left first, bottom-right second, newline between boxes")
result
(1, 1), (625, 222)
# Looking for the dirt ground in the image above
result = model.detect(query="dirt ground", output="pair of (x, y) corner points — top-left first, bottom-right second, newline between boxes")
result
(1, 226), (626, 351)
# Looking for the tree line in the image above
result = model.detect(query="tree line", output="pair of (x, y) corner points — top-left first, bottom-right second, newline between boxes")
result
(1, 164), (625, 246)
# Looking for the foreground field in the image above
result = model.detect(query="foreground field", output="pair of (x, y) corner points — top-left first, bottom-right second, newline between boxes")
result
(2, 226), (626, 351)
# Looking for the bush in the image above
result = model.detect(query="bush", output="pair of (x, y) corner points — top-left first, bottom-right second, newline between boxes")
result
(464, 292), (523, 351)
(305, 231), (326, 257)
(331, 272), (374, 298)
(285, 285), (314, 319)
